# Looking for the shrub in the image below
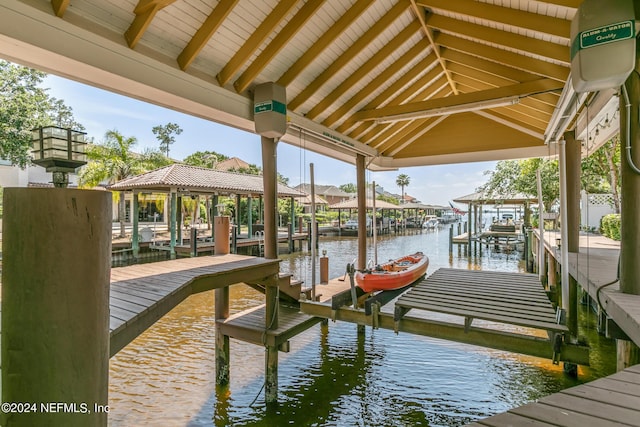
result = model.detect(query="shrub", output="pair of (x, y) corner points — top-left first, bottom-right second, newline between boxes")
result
(600, 214), (621, 241)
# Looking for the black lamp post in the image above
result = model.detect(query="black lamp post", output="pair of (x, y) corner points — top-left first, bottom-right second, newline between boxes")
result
(31, 126), (87, 188)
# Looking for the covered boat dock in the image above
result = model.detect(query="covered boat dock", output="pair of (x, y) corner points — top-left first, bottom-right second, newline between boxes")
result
(3, 1), (640, 424)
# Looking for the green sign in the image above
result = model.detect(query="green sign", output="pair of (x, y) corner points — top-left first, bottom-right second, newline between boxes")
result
(572, 20), (635, 58)
(254, 100), (286, 115)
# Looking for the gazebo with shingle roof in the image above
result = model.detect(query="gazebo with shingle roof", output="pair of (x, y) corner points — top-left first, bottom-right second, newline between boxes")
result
(110, 163), (302, 197)
(109, 164), (304, 256)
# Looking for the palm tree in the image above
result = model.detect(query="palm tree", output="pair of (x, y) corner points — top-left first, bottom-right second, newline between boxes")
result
(79, 130), (148, 237)
(396, 174), (410, 204)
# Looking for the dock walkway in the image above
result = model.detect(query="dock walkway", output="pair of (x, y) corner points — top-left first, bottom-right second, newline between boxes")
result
(539, 232), (640, 346)
(109, 254), (280, 356)
(468, 363), (640, 427)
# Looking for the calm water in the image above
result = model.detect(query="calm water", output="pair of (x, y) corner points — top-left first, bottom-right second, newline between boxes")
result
(108, 225), (616, 426)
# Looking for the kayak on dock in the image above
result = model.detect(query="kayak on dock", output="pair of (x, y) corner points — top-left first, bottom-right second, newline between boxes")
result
(355, 251), (429, 293)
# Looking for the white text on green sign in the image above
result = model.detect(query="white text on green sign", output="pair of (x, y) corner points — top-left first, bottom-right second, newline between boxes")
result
(254, 100), (286, 115)
(580, 21), (634, 50)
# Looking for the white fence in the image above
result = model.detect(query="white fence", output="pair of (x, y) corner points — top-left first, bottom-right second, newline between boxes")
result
(581, 191), (616, 229)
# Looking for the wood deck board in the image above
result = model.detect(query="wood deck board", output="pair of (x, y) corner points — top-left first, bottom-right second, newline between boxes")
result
(108, 255), (280, 356)
(476, 412), (556, 426)
(420, 280), (547, 299)
(423, 273), (544, 289)
(403, 291), (557, 319)
(397, 297), (565, 331)
(398, 268), (565, 332)
(401, 289), (556, 320)
(509, 402), (624, 427)
(420, 285), (554, 309)
(408, 283), (553, 307)
(587, 376), (640, 397)
(470, 364), (640, 427)
(539, 392), (640, 426)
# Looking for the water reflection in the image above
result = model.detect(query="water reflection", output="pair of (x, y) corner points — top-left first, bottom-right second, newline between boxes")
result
(109, 226), (616, 426)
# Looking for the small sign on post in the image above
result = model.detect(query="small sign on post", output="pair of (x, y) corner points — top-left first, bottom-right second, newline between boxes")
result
(254, 82), (287, 139)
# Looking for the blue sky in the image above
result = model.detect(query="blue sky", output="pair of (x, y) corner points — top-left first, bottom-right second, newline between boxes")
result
(43, 75), (495, 206)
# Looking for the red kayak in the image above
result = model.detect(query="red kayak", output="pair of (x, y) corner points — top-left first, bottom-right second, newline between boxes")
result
(355, 252), (429, 293)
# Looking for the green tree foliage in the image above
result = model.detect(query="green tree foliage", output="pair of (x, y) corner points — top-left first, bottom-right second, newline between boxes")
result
(376, 193), (399, 205)
(152, 122), (183, 158)
(80, 129), (167, 237)
(480, 159), (559, 211)
(0, 61), (84, 167)
(183, 150), (229, 168)
(482, 138), (621, 213)
(582, 137), (621, 213)
(339, 183), (357, 193)
(396, 173), (410, 203)
(229, 164), (289, 186)
(600, 213), (621, 240)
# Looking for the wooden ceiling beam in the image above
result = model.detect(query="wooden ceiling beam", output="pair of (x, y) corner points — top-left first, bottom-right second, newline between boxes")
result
(336, 53), (439, 134)
(425, 14), (569, 65)
(436, 33), (569, 82)
(288, 1), (407, 112)
(482, 109), (548, 131)
(454, 78), (552, 124)
(125, 0), (176, 48)
(354, 78), (563, 122)
(409, 0), (458, 95)
(51, 0), (69, 17)
(234, 0), (326, 93)
(442, 49), (541, 83)
(392, 113), (543, 159)
(278, 0), (373, 87)
(348, 68), (446, 140)
(543, 1), (581, 8)
(451, 69), (558, 113)
(417, 0), (571, 39)
(444, 54), (560, 107)
(177, 0), (239, 71)
(306, 21), (421, 120)
(447, 62), (517, 87)
(324, 42), (430, 129)
(216, 0), (297, 87)
(361, 78), (453, 151)
(374, 87), (452, 154)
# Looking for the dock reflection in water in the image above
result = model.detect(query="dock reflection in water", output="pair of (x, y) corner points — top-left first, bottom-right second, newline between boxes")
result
(108, 227), (616, 426)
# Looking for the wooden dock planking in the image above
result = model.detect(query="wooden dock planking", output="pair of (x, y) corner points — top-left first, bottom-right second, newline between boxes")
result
(217, 276), (353, 348)
(396, 268), (567, 333)
(108, 254), (280, 356)
(468, 364), (640, 426)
